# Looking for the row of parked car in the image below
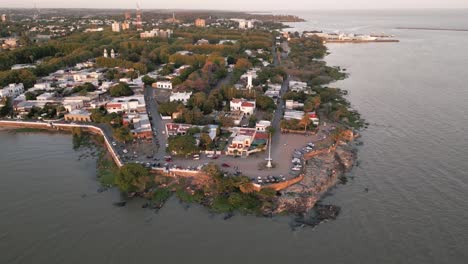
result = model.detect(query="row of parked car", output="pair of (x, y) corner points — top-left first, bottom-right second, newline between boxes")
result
(290, 142), (315, 173)
(255, 175), (287, 185)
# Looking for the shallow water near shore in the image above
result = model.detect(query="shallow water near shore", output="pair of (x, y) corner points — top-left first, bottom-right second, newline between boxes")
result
(1, 9), (468, 264)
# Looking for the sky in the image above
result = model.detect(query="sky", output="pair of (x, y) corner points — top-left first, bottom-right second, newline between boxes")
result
(1, 0), (467, 10)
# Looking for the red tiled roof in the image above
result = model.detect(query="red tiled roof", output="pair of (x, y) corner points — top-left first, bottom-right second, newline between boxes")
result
(241, 102), (255, 107)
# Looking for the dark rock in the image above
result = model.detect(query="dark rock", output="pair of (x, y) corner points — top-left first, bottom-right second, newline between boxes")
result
(223, 212), (234, 220)
(113, 201), (126, 207)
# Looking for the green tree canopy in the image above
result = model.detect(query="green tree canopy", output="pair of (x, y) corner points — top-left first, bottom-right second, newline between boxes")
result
(109, 82), (134, 97)
(115, 164), (150, 193)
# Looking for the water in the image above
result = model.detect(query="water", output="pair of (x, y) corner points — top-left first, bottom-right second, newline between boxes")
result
(1, 9), (468, 264)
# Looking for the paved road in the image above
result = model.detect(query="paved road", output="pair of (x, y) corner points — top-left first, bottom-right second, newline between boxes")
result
(144, 86), (168, 160)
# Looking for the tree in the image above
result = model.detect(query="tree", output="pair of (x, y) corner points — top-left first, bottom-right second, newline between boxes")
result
(142, 75), (156, 86)
(188, 92), (206, 109)
(25, 92), (37, 101)
(109, 82), (134, 97)
(248, 115), (257, 128)
(219, 116), (235, 127)
(115, 164), (151, 193)
(299, 113), (312, 132)
(168, 135), (199, 156)
(113, 127), (133, 143)
(256, 95), (276, 111)
(158, 101), (180, 116)
(234, 58), (252, 72)
(199, 133), (213, 150)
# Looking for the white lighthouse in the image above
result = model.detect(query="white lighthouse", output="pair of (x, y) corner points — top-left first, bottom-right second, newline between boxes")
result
(246, 72), (253, 91)
(103, 49), (108, 58)
(110, 49), (115, 59)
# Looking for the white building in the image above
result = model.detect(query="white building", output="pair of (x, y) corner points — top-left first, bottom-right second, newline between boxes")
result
(112, 22), (121, 32)
(140, 29), (173, 39)
(289, 81), (308, 92)
(256, 120), (271, 132)
(0, 83), (24, 98)
(106, 95), (146, 113)
(153, 81), (172, 90)
(170, 92), (192, 104)
(29, 83), (54, 92)
(285, 100), (304, 110)
(230, 98), (256, 115)
(36, 92), (55, 101)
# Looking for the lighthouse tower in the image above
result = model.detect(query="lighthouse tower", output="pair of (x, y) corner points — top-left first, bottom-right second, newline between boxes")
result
(103, 49), (108, 58)
(246, 72), (253, 91)
(110, 49), (115, 59)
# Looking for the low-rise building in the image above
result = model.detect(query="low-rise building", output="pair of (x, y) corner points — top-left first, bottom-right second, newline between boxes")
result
(256, 120), (271, 132)
(226, 127), (257, 156)
(0, 83), (24, 98)
(106, 95), (146, 113)
(125, 113), (152, 139)
(36, 92), (55, 101)
(165, 123), (192, 136)
(140, 29), (173, 39)
(285, 100), (304, 110)
(170, 91), (192, 104)
(152, 81), (172, 90)
(196, 38), (210, 45)
(289, 80), (308, 92)
(65, 109), (92, 122)
(195, 18), (206, 28)
(230, 98), (256, 115)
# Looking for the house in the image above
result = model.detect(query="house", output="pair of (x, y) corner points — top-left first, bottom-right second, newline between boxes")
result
(0, 83), (24, 98)
(36, 92), (55, 101)
(126, 113), (152, 139)
(285, 100), (304, 110)
(29, 82), (54, 92)
(106, 95), (146, 113)
(226, 127), (257, 156)
(256, 120), (271, 132)
(230, 98), (256, 115)
(196, 38), (210, 45)
(65, 109), (92, 122)
(165, 123), (192, 136)
(170, 92), (192, 104)
(224, 111), (244, 126)
(284, 110), (320, 125)
(63, 100), (84, 112)
(264, 83), (282, 99)
(289, 81), (308, 92)
(308, 112), (320, 126)
(152, 81), (172, 90)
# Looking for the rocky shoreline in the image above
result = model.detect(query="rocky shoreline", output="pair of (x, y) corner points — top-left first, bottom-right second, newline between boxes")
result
(275, 136), (358, 216)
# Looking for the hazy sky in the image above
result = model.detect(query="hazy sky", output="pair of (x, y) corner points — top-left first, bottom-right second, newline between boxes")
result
(1, 0), (467, 10)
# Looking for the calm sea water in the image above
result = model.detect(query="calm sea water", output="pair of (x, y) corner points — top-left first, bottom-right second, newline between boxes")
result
(1, 9), (468, 264)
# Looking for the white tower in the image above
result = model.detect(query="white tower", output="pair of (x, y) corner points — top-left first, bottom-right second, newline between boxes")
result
(103, 49), (108, 58)
(110, 49), (115, 59)
(246, 72), (253, 90)
(266, 132), (273, 168)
